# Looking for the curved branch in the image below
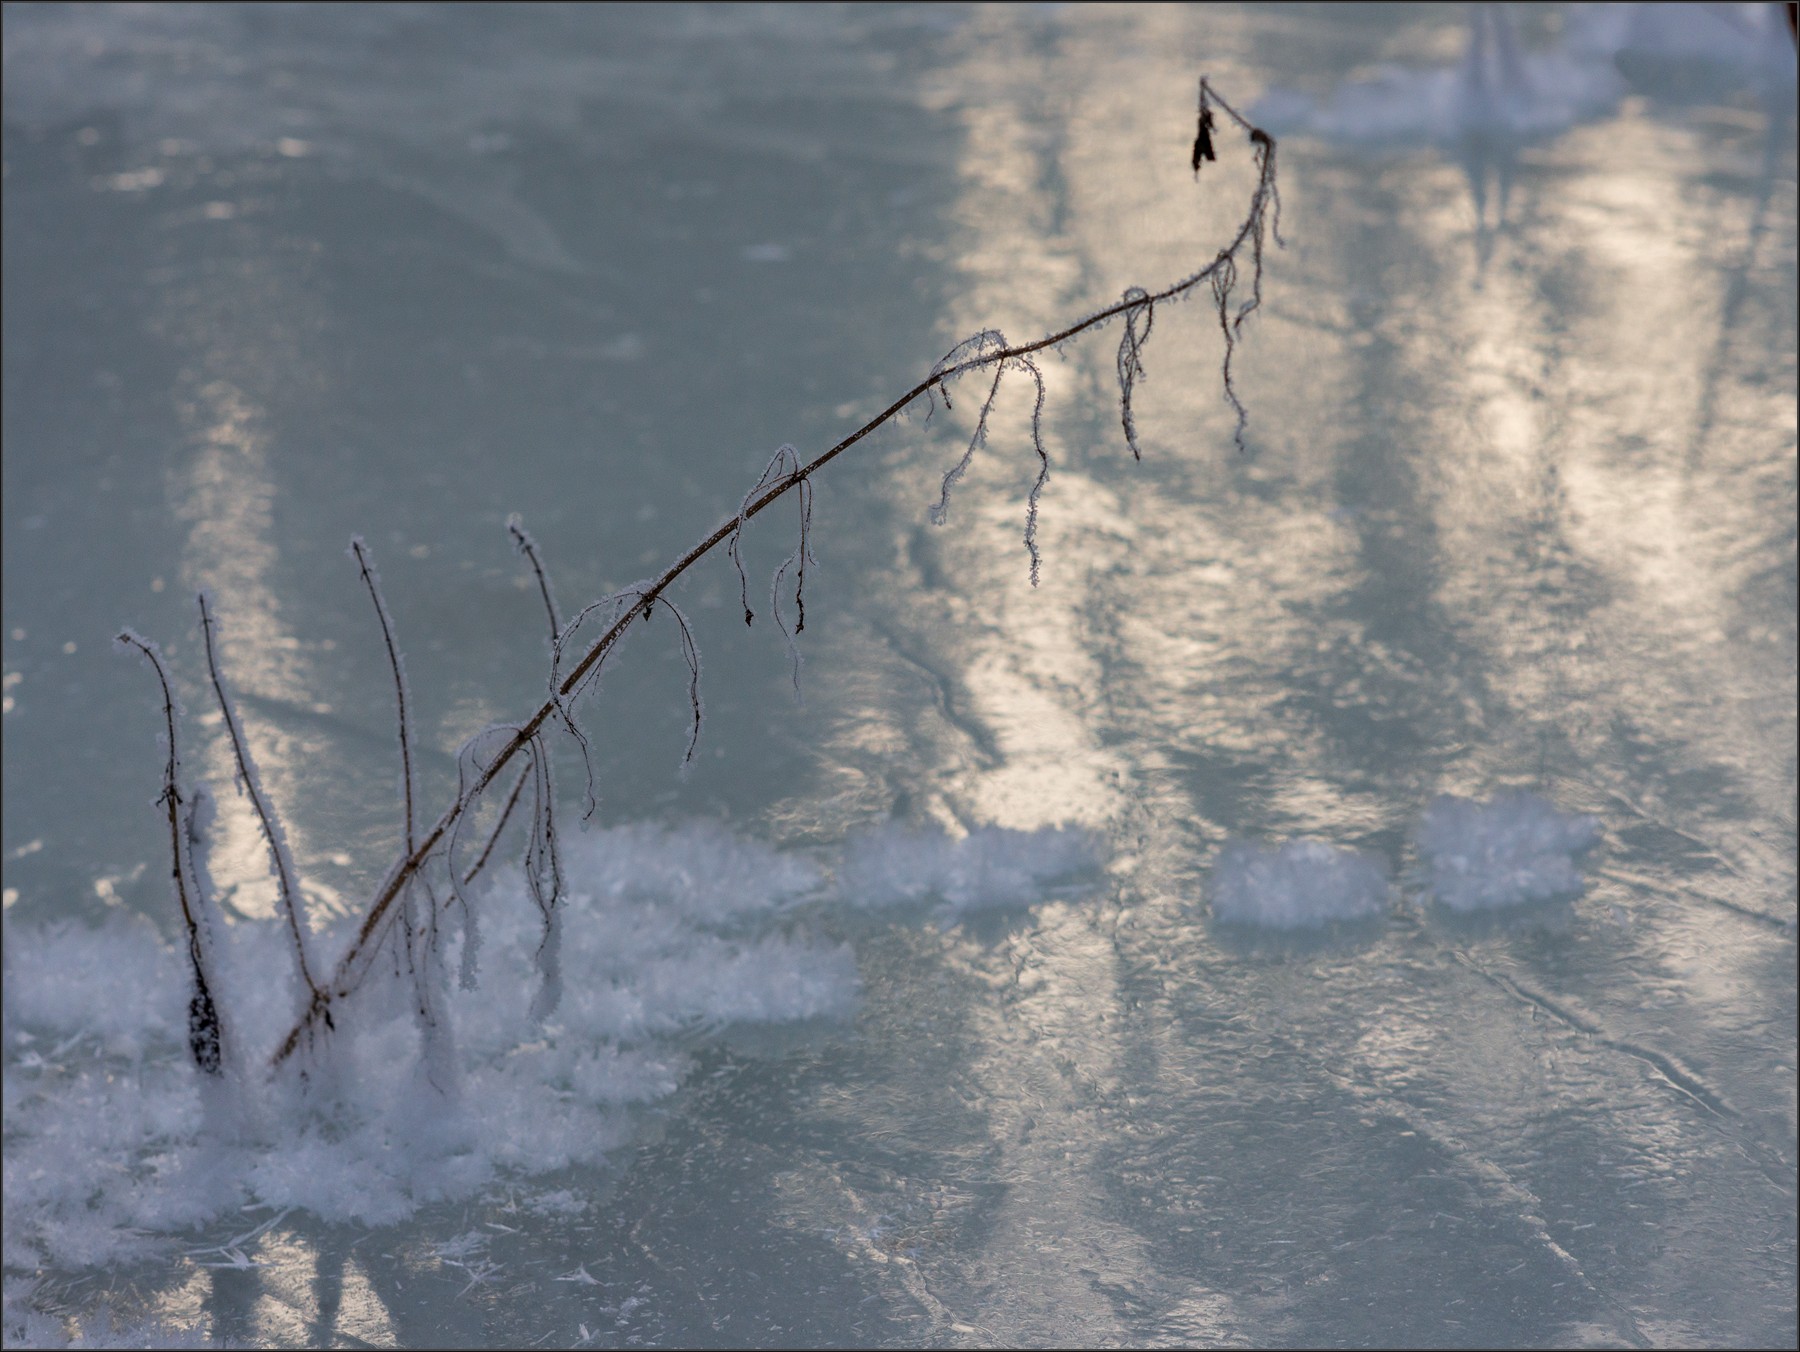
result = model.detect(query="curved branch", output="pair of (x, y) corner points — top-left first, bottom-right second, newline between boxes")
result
(271, 78), (1276, 1067)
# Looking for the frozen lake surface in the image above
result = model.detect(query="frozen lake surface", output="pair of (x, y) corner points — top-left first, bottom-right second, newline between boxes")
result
(3, 4), (1795, 1346)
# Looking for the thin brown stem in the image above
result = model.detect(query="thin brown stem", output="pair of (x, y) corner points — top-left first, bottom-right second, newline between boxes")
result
(507, 514), (562, 644)
(460, 764), (531, 887)
(197, 594), (321, 997)
(117, 631), (224, 1074)
(350, 538), (416, 857)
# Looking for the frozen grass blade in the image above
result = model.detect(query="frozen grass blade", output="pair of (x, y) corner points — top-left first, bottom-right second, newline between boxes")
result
(459, 754), (530, 888)
(507, 513), (562, 644)
(268, 77), (1278, 1068)
(1017, 355), (1050, 587)
(929, 345), (1007, 527)
(1195, 80), (1283, 454)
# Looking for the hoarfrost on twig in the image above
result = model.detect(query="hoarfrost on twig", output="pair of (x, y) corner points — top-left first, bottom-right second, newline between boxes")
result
(197, 594), (319, 1006)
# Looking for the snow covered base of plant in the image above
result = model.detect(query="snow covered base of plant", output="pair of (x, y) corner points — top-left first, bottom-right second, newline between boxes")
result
(2, 817), (1101, 1276)
(0, 792), (1605, 1279)
(1413, 791), (1602, 912)
(1207, 838), (1392, 930)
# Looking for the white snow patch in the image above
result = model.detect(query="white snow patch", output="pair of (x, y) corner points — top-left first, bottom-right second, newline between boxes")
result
(1413, 791), (1601, 911)
(1, 819), (853, 1271)
(1, 814), (1104, 1271)
(1207, 839), (1391, 930)
(836, 821), (1103, 916)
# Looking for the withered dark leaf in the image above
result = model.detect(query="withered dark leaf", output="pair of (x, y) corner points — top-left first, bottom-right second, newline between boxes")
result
(1192, 106), (1217, 175)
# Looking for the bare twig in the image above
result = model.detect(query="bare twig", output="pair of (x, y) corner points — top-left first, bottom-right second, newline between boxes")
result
(929, 333), (1009, 526)
(450, 514), (561, 889)
(197, 594), (320, 1000)
(1116, 287), (1154, 461)
(460, 764), (530, 887)
(349, 538), (416, 856)
(507, 514), (562, 644)
(115, 631), (225, 1075)
(1017, 355), (1050, 587)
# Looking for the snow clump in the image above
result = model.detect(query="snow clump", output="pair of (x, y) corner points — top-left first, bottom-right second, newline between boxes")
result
(1207, 838), (1391, 930)
(838, 821), (1102, 916)
(1413, 791), (1601, 911)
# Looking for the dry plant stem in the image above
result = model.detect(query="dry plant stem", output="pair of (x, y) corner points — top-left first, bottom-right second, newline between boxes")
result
(508, 514), (562, 645)
(115, 631), (225, 1074)
(461, 764), (530, 886)
(1017, 355), (1050, 586)
(270, 79), (1275, 1067)
(929, 358), (1007, 526)
(197, 594), (322, 999)
(349, 538), (453, 1052)
(350, 539), (416, 856)
(1117, 286), (1154, 461)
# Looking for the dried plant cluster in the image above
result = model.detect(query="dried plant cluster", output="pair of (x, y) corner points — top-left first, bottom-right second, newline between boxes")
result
(117, 80), (1280, 1091)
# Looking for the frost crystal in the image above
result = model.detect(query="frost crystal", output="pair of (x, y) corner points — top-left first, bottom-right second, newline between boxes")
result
(1413, 791), (1601, 911)
(1208, 838), (1390, 929)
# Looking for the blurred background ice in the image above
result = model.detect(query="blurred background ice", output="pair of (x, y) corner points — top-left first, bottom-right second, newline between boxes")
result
(4, 4), (1795, 1347)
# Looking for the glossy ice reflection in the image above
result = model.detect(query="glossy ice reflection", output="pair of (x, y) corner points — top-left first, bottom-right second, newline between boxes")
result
(3, 4), (1794, 1348)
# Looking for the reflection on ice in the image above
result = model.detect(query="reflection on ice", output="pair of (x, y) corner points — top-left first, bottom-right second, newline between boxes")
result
(1251, 5), (1620, 149)
(1252, 3), (1794, 248)
(1253, 3), (1790, 151)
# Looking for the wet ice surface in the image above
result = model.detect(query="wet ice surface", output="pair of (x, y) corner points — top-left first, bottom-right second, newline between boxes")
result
(3, 3), (1796, 1348)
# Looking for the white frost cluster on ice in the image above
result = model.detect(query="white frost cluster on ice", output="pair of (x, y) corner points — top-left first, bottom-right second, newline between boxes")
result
(1, 816), (1102, 1272)
(1208, 792), (1602, 926)
(1207, 839), (1391, 930)
(1, 820), (849, 1270)
(837, 821), (1102, 916)
(1413, 791), (1601, 912)
(2, 793), (1602, 1268)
